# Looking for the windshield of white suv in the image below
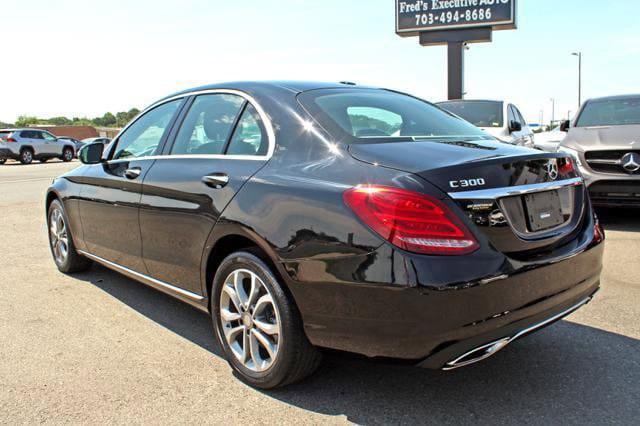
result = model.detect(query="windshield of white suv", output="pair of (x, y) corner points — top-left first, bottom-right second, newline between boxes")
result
(298, 89), (490, 143)
(437, 101), (504, 128)
(576, 97), (640, 127)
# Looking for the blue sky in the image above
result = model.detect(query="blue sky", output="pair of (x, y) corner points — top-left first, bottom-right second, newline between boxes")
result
(2, 0), (639, 124)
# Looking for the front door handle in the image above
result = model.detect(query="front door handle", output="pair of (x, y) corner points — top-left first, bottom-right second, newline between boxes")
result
(202, 173), (229, 188)
(124, 167), (142, 179)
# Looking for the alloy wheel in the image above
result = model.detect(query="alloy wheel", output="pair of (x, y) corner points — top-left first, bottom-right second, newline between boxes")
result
(49, 208), (69, 264)
(22, 150), (33, 163)
(219, 269), (281, 372)
(64, 149), (73, 161)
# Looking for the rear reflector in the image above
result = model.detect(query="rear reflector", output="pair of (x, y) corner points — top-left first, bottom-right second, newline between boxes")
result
(343, 185), (479, 255)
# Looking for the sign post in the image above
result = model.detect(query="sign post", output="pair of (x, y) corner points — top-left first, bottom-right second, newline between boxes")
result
(395, 0), (517, 100)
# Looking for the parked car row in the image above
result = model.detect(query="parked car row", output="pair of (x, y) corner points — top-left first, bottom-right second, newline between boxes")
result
(0, 130), (110, 164)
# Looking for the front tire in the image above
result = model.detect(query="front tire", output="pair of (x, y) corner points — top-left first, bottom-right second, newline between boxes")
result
(47, 199), (92, 273)
(19, 149), (33, 164)
(211, 251), (321, 389)
(62, 147), (74, 162)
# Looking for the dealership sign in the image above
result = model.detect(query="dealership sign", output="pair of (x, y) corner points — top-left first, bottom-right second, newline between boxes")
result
(396, 0), (517, 36)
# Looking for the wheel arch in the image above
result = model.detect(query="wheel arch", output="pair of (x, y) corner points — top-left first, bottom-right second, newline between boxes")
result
(201, 226), (293, 311)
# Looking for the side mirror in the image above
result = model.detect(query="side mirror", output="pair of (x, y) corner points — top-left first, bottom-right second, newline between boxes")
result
(78, 142), (104, 164)
(509, 120), (522, 132)
(560, 120), (571, 132)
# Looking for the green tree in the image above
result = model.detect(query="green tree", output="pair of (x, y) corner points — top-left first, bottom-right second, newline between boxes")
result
(15, 115), (39, 127)
(47, 116), (73, 125)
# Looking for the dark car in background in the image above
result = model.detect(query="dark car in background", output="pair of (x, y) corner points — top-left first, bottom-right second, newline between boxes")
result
(559, 94), (640, 207)
(46, 82), (603, 389)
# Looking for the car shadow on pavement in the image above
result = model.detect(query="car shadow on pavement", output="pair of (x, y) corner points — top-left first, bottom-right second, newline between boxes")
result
(77, 264), (640, 424)
(597, 207), (640, 232)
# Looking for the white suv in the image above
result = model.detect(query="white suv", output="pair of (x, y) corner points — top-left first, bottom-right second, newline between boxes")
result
(437, 100), (535, 148)
(0, 129), (76, 164)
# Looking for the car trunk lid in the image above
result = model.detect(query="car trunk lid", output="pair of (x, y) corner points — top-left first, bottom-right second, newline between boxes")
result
(349, 139), (586, 255)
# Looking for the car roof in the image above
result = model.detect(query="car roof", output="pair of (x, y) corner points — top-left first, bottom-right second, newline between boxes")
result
(585, 94), (640, 102)
(437, 99), (504, 104)
(159, 81), (378, 102)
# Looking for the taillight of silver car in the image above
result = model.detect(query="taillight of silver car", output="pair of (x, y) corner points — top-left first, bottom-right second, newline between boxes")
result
(343, 185), (479, 255)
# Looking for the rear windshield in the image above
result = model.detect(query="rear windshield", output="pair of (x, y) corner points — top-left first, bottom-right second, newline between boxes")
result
(298, 89), (489, 143)
(437, 101), (503, 128)
(576, 97), (640, 127)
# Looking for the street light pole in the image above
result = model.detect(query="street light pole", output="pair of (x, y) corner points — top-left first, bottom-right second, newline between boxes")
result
(550, 98), (555, 125)
(572, 52), (582, 108)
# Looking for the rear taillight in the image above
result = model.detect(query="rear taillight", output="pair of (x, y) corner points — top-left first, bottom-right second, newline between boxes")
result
(559, 157), (575, 175)
(593, 213), (604, 243)
(343, 185), (479, 255)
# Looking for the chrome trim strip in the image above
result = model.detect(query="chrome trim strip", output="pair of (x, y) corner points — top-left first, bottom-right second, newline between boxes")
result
(442, 295), (594, 371)
(448, 177), (584, 200)
(78, 250), (206, 304)
(586, 159), (622, 165)
(107, 88), (275, 162)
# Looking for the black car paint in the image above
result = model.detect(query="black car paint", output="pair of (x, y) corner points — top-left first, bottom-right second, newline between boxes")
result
(47, 82), (603, 367)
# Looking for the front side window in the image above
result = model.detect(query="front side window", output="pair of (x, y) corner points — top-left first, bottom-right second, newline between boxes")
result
(42, 132), (57, 141)
(112, 99), (182, 160)
(299, 89), (489, 143)
(576, 97), (640, 127)
(171, 94), (244, 155)
(439, 100), (504, 128)
(227, 104), (268, 155)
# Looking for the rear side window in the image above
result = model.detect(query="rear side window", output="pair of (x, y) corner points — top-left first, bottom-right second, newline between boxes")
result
(0, 132), (12, 140)
(226, 104), (268, 156)
(171, 94), (244, 155)
(300, 89), (489, 143)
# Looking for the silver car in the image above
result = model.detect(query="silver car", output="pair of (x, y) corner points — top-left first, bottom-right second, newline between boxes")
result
(558, 94), (640, 207)
(437, 100), (535, 148)
(0, 129), (76, 164)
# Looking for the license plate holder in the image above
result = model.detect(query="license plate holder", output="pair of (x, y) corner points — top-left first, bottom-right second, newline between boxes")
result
(524, 190), (564, 232)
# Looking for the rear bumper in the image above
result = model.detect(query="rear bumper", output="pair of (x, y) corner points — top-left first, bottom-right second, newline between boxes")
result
(285, 231), (604, 367)
(0, 148), (19, 159)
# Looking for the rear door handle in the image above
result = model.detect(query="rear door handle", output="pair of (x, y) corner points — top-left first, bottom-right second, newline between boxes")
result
(202, 173), (229, 188)
(124, 167), (142, 179)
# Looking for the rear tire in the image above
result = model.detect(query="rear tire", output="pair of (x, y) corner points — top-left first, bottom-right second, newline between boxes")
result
(19, 148), (33, 164)
(0, 158), (6, 165)
(62, 147), (74, 162)
(211, 251), (321, 389)
(47, 199), (92, 273)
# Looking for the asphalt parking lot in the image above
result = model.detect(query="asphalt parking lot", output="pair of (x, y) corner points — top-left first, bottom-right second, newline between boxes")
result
(1, 159), (639, 425)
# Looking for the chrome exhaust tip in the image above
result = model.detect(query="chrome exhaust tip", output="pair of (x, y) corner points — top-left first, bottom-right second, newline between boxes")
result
(442, 338), (511, 371)
(441, 295), (595, 371)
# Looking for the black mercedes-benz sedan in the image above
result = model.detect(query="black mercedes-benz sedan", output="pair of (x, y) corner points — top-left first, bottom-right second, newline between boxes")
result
(46, 81), (604, 388)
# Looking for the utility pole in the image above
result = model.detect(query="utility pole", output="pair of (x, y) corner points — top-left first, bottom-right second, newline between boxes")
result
(550, 98), (556, 125)
(572, 52), (582, 108)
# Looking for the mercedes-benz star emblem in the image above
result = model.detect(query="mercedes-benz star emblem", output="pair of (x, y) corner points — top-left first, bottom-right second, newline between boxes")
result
(544, 160), (559, 180)
(621, 152), (640, 173)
